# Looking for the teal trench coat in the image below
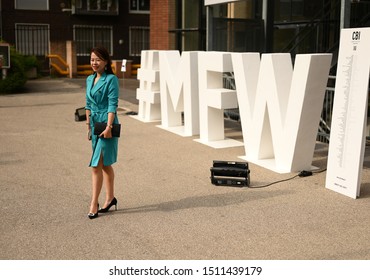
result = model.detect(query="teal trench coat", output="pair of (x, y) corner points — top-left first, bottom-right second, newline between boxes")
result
(85, 72), (120, 167)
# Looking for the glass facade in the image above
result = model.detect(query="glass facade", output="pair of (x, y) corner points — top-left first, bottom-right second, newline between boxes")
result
(211, 1), (264, 52)
(172, 0), (206, 51)
(204, 0), (370, 54)
(273, 0), (339, 54)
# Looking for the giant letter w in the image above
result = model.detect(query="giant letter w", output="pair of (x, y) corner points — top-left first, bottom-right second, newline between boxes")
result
(232, 53), (332, 173)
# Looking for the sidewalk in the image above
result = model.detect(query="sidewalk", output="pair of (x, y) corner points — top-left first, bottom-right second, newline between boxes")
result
(0, 77), (370, 260)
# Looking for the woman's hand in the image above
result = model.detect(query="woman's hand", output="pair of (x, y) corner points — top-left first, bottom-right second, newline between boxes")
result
(87, 124), (92, 141)
(99, 126), (112, 139)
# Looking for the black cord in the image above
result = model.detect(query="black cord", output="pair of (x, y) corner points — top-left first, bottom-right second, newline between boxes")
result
(313, 168), (327, 174)
(248, 168), (327, 189)
(248, 174), (299, 189)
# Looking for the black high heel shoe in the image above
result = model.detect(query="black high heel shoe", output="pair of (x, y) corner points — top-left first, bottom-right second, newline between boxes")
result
(88, 204), (99, 219)
(98, 197), (117, 213)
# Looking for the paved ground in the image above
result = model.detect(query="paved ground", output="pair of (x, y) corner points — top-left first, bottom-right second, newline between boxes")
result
(0, 77), (370, 260)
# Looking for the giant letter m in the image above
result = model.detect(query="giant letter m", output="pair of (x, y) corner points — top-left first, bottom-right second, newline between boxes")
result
(158, 51), (200, 136)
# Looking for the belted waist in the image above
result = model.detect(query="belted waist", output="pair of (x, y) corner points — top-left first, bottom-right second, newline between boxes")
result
(89, 108), (118, 125)
(89, 109), (108, 122)
(90, 109), (107, 115)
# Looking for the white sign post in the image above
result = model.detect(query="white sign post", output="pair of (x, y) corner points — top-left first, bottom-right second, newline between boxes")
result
(121, 59), (127, 72)
(326, 28), (370, 199)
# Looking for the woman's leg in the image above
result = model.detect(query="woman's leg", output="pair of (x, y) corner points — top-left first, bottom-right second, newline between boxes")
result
(89, 156), (104, 213)
(102, 164), (115, 208)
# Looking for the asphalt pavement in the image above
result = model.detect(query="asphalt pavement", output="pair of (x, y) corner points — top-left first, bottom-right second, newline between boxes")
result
(1, 77), (370, 260)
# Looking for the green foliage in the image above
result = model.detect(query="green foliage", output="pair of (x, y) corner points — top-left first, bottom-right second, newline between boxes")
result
(23, 55), (40, 71)
(0, 46), (33, 94)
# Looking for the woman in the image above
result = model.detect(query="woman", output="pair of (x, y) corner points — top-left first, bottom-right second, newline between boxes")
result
(85, 46), (119, 219)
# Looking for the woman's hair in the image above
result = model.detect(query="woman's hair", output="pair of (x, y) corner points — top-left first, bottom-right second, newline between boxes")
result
(90, 46), (114, 75)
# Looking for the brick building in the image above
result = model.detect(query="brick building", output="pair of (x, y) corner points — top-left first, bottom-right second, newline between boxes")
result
(1, 0), (369, 76)
(0, 0), (150, 75)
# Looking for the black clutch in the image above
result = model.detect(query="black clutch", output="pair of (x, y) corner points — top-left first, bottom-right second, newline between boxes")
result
(93, 122), (121, 137)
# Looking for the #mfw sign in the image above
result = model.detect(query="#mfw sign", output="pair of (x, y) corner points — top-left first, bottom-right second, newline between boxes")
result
(326, 28), (370, 199)
(136, 50), (332, 173)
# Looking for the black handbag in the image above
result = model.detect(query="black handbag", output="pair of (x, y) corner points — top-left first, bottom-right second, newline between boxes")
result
(94, 122), (121, 137)
(74, 107), (86, 122)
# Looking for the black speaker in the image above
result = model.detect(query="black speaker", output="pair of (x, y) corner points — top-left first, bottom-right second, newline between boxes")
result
(74, 107), (86, 122)
(210, 160), (250, 187)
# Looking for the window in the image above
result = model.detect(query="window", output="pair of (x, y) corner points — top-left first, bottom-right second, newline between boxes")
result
(130, 0), (150, 13)
(276, 0), (306, 22)
(73, 0), (119, 15)
(175, 0), (206, 51)
(88, 0), (108, 11)
(15, 0), (48, 10)
(129, 26), (149, 56)
(74, 25), (113, 56)
(15, 24), (49, 55)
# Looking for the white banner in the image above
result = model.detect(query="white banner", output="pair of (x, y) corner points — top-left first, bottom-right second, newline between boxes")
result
(326, 28), (370, 198)
(1, 260), (370, 280)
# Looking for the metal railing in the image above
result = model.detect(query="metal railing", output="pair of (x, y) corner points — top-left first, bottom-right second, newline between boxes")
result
(317, 75), (336, 143)
(279, 0), (341, 55)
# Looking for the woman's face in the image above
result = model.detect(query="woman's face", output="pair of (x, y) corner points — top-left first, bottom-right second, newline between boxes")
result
(90, 52), (107, 74)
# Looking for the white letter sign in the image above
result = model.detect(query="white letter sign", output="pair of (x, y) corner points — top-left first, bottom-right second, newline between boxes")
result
(326, 28), (370, 199)
(195, 52), (244, 148)
(233, 53), (332, 173)
(158, 51), (200, 136)
(135, 50), (161, 122)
